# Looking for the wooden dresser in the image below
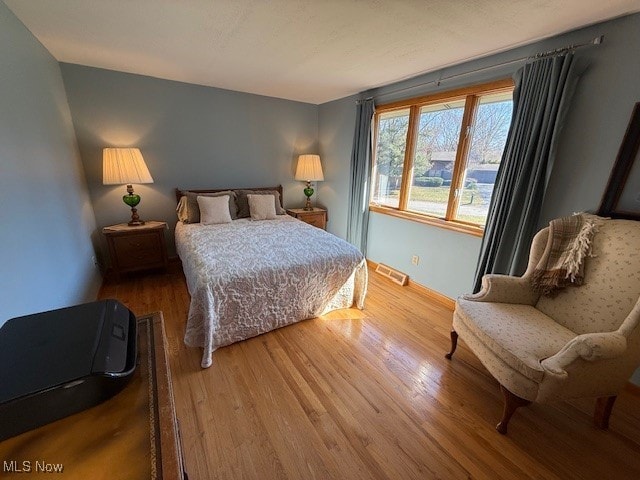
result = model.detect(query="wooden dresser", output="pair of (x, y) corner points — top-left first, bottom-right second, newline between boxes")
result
(0, 312), (186, 480)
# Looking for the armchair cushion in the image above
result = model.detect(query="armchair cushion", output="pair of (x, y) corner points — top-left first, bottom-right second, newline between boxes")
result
(455, 299), (576, 382)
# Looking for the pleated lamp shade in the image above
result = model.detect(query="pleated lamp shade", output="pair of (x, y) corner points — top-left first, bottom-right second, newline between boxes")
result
(294, 154), (324, 181)
(103, 148), (154, 185)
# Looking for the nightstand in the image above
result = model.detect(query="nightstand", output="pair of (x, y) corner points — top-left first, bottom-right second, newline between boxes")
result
(102, 221), (168, 277)
(286, 208), (327, 230)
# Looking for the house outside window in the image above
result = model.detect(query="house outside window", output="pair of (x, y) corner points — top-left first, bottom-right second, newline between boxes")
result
(370, 79), (514, 235)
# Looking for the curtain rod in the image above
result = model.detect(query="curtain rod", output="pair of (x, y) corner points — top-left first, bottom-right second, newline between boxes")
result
(356, 35), (603, 104)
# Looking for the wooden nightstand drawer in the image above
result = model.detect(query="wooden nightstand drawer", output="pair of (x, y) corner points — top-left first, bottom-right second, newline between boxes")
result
(113, 233), (164, 268)
(103, 221), (169, 276)
(286, 208), (327, 230)
(298, 212), (325, 228)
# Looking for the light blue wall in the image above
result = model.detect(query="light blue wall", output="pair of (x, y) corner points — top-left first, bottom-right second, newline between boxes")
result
(318, 94), (358, 237)
(539, 14), (640, 222)
(319, 13), (640, 300)
(368, 213), (481, 295)
(60, 64), (319, 261)
(0, 4), (101, 327)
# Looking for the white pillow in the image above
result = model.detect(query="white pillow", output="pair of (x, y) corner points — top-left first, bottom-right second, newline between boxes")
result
(197, 195), (232, 225)
(248, 194), (277, 220)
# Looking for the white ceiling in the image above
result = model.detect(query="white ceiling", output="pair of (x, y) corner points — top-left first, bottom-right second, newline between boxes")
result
(5, 0), (640, 104)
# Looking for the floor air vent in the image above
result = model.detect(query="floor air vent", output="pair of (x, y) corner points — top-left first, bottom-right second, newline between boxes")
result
(374, 263), (409, 286)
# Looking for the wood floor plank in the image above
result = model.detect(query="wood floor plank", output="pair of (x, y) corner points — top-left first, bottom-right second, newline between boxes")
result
(99, 266), (640, 480)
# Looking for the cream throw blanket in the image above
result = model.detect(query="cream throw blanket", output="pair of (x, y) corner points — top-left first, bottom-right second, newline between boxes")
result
(532, 213), (606, 297)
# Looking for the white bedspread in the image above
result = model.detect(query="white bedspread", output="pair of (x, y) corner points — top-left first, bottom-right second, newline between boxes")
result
(175, 216), (367, 367)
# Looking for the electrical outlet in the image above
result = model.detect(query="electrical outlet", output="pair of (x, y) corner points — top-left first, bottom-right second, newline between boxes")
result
(411, 255), (420, 265)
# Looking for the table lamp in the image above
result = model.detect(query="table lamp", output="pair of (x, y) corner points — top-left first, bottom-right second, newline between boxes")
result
(294, 154), (324, 211)
(103, 148), (154, 226)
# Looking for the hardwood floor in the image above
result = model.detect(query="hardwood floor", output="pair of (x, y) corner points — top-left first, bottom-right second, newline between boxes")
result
(99, 265), (640, 480)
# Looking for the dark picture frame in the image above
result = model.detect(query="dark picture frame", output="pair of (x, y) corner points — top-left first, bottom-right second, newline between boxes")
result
(598, 102), (640, 220)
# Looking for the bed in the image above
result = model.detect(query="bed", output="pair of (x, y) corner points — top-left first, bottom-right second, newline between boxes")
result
(175, 186), (368, 368)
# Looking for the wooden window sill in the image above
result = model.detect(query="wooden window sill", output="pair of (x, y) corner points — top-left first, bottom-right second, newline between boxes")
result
(369, 205), (485, 237)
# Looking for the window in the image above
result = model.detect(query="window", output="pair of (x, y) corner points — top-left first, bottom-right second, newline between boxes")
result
(371, 109), (410, 208)
(370, 80), (514, 234)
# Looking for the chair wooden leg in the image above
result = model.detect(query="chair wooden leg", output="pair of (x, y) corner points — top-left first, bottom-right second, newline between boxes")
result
(594, 396), (617, 430)
(496, 385), (531, 434)
(444, 329), (458, 360)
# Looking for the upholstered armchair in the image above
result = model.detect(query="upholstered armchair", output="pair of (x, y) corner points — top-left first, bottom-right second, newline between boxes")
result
(446, 219), (640, 434)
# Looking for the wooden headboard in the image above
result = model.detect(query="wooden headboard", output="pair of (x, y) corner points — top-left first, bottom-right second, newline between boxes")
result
(175, 185), (283, 203)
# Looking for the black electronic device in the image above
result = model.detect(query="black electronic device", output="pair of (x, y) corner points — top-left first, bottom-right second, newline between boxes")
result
(0, 299), (137, 441)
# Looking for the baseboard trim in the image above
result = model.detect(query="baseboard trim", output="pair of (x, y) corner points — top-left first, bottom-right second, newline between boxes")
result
(408, 280), (456, 311)
(366, 259), (455, 311)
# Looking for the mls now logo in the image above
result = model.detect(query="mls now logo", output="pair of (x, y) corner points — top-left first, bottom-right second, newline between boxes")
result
(3, 460), (64, 473)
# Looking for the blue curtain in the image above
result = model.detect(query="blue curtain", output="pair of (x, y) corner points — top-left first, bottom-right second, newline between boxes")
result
(346, 98), (375, 254)
(473, 53), (584, 292)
